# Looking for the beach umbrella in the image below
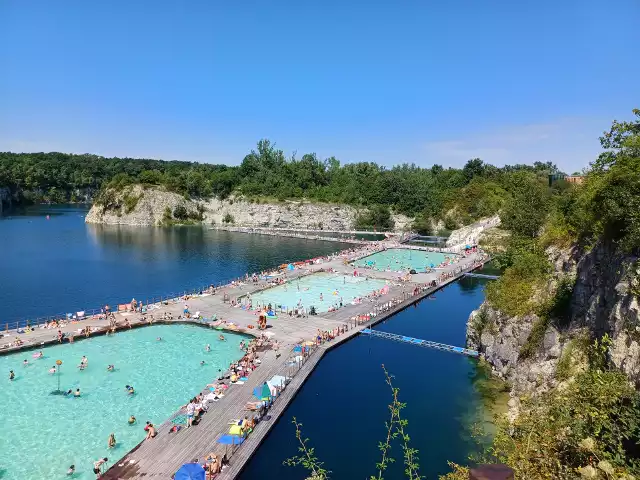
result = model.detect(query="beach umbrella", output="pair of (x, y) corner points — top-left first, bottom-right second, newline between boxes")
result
(217, 434), (244, 445)
(287, 263), (295, 271)
(253, 383), (272, 401)
(269, 375), (287, 388)
(293, 346), (302, 353)
(217, 434), (245, 457)
(174, 463), (205, 480)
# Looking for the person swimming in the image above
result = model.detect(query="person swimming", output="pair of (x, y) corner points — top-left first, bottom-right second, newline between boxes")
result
(49, 366), (57, 374)
(67, 465), (75, 476)
(107, 365), (114, 372)
(23, 359), (29, 367)
(108, 433), (116, 448)
(125, 385), (135, 395)
(74, 388), (81, 397)
(205, 344), (211, 352)
(128, 415), (137, 425)
(9, 370), (15, 380)
(200, 360), (205, 366)
(63, 389), (73, 396)
(156, 337), (162, 341)
(219, 334), (225, 341)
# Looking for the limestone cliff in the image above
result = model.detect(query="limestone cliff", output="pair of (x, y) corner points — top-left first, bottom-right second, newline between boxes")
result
(445, 215), (501, 247)
(85, 185), (412, 229)
(467, 241), (640, 399)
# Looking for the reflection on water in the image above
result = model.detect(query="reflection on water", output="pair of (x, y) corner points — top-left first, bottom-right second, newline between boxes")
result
(0, 205), (349, 324)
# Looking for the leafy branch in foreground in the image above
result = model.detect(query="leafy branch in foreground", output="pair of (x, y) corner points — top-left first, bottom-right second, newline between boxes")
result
(285, 365), (422, 480)
(283, 417), (330, 480)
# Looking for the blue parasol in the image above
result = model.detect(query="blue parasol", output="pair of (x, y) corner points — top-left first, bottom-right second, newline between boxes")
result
(174, 463), (205, 480)
(217, 434), (245, 445)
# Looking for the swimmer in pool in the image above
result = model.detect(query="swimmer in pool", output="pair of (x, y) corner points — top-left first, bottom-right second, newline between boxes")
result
(125, 385), (135, 395)
(64, 389), (72, 396)
(49, 366), (57, 374)
(200, 361), (205, 366)
(67, 465), (75, 476)
(107, 365), (114, 372)
(74, 388), (81, 397)
(128, 415), (137, 425)
(23, 359), (29, 367)
(219, 334), (225, 341)
(320, 293), (323, 301)
(156, 337), (162, 341)
(9, 370), (15, 380)
(205, 344), (211, 352)
(108, 433), (116, 448)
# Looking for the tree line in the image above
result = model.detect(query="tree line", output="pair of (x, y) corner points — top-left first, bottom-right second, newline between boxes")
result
(1, 140), (563, 230)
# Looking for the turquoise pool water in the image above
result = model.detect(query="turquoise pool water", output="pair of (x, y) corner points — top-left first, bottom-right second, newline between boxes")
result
(0, 324), (246, 479)
(248, 272), (388, 313)
(352, 248), (453, 272)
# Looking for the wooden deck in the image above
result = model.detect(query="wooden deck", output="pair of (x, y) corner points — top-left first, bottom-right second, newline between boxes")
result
(1, 244), (488, 479)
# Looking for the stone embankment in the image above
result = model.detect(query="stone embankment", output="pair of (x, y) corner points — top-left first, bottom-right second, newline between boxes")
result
(85, 185), (412, 230)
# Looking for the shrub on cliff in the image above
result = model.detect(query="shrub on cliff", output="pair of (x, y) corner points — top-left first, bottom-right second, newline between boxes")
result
(355, 205), (395, 231)
(444, 365), (640, 480)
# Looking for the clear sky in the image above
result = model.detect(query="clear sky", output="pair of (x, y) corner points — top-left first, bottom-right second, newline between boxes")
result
(1, 0), (638, 172)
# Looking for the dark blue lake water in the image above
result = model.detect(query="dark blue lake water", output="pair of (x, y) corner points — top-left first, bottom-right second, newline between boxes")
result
(0, 205), (349, 326)
(1, 205), (492, 479)
(239, 278), (489, 480)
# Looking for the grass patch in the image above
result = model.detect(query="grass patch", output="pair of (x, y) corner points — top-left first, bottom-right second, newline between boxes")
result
(123, 192), (142, 213)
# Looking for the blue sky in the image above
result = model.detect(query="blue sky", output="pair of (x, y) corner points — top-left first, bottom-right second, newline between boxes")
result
(1, 0), (638, 172)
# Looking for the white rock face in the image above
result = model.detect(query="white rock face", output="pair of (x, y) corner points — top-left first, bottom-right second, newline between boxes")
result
(468, 239), (640, 401)
(445, 215), (501, 247)
(85, 186), (412, 230)
(85, 185), (196, 226)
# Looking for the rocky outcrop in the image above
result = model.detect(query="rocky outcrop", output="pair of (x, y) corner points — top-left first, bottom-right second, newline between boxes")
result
(85, 185), (412, 230)
(468, 240), (640, 398)
(85, 185), (198, 226)
(446, 215), (501, 247)
(569, 242), (640, 384)
(467, 306), (564, 395)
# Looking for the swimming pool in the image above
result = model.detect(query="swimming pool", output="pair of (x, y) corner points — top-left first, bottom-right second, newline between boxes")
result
(352, 248), (454, 272)
(0, 324), (246, 479)
(248, 272), (388, 313)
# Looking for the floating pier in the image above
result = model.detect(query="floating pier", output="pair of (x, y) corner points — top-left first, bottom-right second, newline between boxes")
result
(463, 272), (500, 280)
(3, 242), (489, 479)
(360, 328), (479, 357)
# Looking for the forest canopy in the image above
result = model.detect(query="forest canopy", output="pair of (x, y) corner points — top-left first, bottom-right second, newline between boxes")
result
(0, 140), (564, 228)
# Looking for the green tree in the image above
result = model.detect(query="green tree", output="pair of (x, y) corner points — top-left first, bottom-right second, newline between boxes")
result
(500, 172), (550, 238)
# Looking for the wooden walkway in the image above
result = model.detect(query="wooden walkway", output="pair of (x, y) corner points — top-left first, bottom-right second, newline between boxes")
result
(1, 244), (489, 479)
